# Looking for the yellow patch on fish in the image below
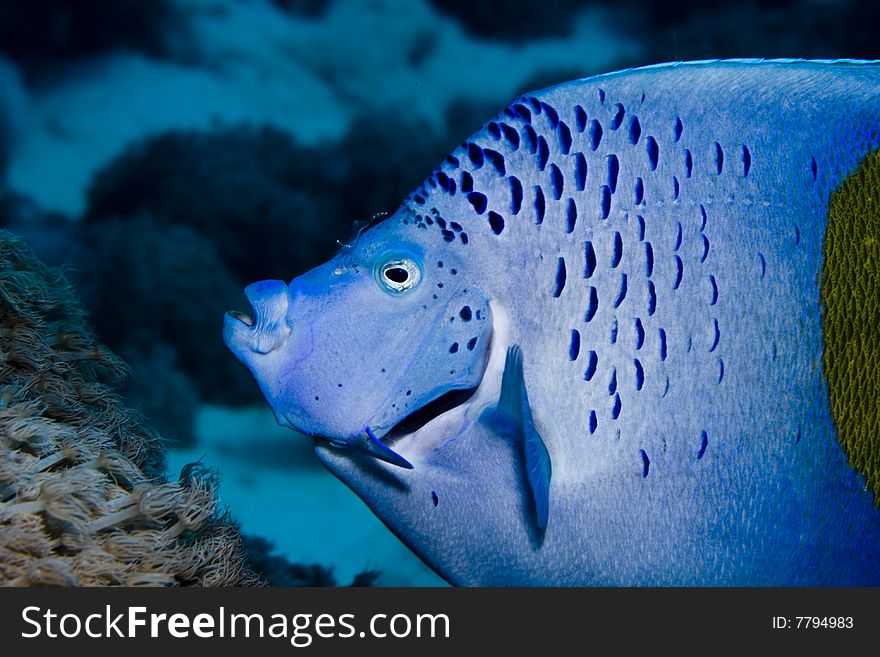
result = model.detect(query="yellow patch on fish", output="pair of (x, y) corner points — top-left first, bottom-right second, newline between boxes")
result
(822, 148), (880, 502)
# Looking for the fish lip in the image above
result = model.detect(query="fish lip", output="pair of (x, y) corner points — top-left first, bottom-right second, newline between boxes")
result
(226, 310), (254, 327)
(224, 280), (292, 355)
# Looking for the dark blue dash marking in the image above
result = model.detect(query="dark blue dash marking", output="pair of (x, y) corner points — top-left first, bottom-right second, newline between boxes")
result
(537, 136), (550, 170)
(709, 318), (720, 352)
(558, 121), (572, 154)
(585, 287), (598, 322)
(488, 122), (501, 139)
(647, 281), (656, 316)
(742, 145), (751, 176)
(634, 318), (645, 349)
(460, 232), (469, 244)
(609, 368), (618, 395)
(541, 102), (559, 127)
(528, 97), (542, 114)
(589, 411), (598, 435)
(501, 123), (520, 149)
(628, 116), (641, 144)
(584, 351), (598, 380)
(584, 241), (596, 278)
(697, 431), (708, 459)
(614, 274), (627, 308)
(659, 328), (667, 361)
(450, 221), (462, 232)
(437, 171), (450, 191)
(513, 103), (531, 122)
(612, 394), (622, 420)
(442, 230), (455, 242)
(436, 217), (447, 228)
(553, 257), (567, 298)
(611, 232), (623, 268)
(701, 235), (710, 262)
(794, 224), (800, 246)
(640, 449), (650, 477)
(684, 149), (693, 178)
(610, 103), (625, 130)
(485, 149), (505, 175)
(699, 204), (707, 230)
(714, 142), (723, 175)
(467, 192), (487, 214)
(467, 142), (484, 168)
(598, 88), (606, 104)
(811, 156), (818, 181)
(646, 136), (659, 170)
(634, 178), (644, 205)
(674, 116), (683, 142)
(607, 154), (619, 193)
(467, 337), (478, 351)
(431, 491), (439, 506)
(566, 198), (577, 233)
(636, 215), (645, 241)
(718, 359), (725, 383)
(523, 124), (538, 153)
(709, 275), (718, 305)
(488, 211), (505, 235)
(589, 119), (603, 150)
(449, 342), (459, 353)
(674, 222), (682, 251)
(634, 359), (644, 390)
(569, 329), (581, 361)
(575, 153), (587, 191)
(446, 155), (459, 167)
(575, 105), (587, 132)
(535, 186), (546, 224)
(673, 256), (683, 289)
(759, 253), (766, 279)
(461, 171), (473, 192)
(509, 176), (523, 214)
(672, 176), (679, 199)
(645, 242), (654, 277)
(600, 186), (611, 219)
(610, 318), (618, 344)
(550, 163), (564, 200)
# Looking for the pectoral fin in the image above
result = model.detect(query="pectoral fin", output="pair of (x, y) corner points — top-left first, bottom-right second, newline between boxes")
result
(484, 345), (552, 532)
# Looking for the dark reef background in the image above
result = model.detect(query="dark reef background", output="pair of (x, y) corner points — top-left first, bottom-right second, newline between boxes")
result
(0, 0), (876, 585)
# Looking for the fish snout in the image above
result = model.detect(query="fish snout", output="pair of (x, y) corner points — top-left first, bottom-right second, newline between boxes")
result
(224, 279), (292, 356)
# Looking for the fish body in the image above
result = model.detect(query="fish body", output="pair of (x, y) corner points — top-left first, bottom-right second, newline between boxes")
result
(225, 60), (880, 585)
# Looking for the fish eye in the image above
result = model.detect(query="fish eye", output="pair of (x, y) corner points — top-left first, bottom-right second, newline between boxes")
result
(376, 257), (422, 294)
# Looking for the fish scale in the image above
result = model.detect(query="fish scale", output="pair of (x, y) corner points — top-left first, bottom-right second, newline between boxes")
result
(227, 60), (880, 585)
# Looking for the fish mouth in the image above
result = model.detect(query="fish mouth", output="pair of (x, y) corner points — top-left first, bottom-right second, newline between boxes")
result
(384, 386), (480, 444)
(224, 280), (291, 355)
(227, 310), (254, 327)
(332, 299), (511, 469)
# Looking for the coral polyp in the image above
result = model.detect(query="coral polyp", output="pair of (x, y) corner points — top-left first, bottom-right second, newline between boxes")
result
(0, 231), (258, 586)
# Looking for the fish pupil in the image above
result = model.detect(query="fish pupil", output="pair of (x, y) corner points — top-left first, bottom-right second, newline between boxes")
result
(385, 268), (409, 284)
